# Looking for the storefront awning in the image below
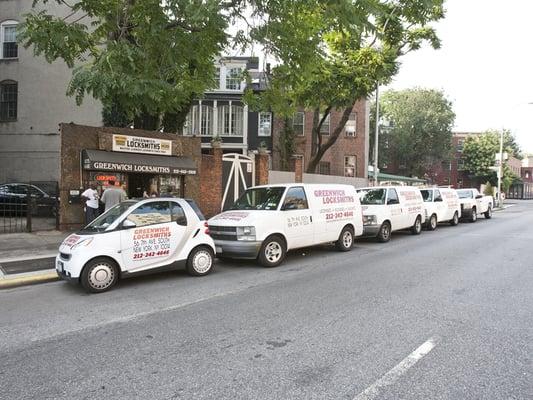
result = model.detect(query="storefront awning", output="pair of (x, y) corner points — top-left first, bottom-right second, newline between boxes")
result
(82, 149), (197, 175)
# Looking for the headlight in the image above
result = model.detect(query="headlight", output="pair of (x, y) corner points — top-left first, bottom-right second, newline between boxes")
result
(236, 226), (256, 241)
(363, 215), (377, 225)
(71, 237), (93, 250)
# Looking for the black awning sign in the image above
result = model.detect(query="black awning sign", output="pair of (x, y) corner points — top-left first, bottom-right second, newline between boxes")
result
(83, 158), (197, 175)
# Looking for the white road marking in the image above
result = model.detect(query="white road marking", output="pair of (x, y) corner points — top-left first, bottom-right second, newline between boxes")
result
(353, 337), (439, 400)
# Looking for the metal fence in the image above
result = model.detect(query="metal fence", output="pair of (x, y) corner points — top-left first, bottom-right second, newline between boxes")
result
(0, 181), (59, 233)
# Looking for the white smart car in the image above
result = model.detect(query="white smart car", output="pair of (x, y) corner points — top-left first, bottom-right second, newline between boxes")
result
(56, 198), (215, 293)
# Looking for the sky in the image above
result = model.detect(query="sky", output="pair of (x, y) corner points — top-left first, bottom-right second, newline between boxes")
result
(386, 0), (533, 154)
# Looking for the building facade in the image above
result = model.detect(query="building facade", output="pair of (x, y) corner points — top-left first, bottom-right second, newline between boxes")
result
(0, 0), (102, 183)
(271, 100), (369, 178)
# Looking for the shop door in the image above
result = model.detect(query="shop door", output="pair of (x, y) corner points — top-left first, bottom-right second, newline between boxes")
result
(128, 174), (152, 198)
(221, 153), (255, 211)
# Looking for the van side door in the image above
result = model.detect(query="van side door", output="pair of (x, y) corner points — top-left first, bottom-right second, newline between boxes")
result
(433, 189), (446, 221)
(386, 188), (404, 230)
(280, 186), (314, 249)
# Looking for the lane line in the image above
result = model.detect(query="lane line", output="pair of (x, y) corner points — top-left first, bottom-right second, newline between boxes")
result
(353, 337), (439, 400)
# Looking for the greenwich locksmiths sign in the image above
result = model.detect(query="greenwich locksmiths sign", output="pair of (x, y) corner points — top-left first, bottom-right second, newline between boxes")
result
(112, 134), (172, 156)
(84, 160), (197, 175)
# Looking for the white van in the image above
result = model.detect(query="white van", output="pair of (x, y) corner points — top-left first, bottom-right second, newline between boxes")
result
(419, 187), (461, 229)
(208, 184), (363, 267)
(356, 186), (424, 242)
(56, 198), (215, 293)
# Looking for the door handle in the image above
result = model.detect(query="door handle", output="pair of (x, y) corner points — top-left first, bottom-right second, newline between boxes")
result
(310, 216), (313, 222)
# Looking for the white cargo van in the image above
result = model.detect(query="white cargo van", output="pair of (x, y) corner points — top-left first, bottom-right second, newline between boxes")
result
(356, 186), (424, 242)
(419, 187), (461, 229)
(208, 184), (364, 267)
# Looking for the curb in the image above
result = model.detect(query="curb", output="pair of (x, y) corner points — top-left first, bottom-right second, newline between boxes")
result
(0, 270), (59, 289)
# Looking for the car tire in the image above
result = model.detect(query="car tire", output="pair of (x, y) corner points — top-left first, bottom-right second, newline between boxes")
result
(469, 207), (477, 223)
(450, 211), (459, 226)
(484, 206), (492, 219)
(187, 246), (214, 276)
(258, 235), (286, 267)
(411, 216), (422, 235)
(377, 221), (391, 243)
(336, 225), (354, 252)
(428, 214), (438, 231)
(80, 257), (119, 294)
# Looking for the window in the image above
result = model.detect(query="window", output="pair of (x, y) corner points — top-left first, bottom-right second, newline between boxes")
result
(386, 188), (399, 205)
(231, 187), (285, 211)
(358, 188), (386, 205)
(318, 161), (330, 175)
(293, 112), (305, 136)
(258, 112), (272, 136)
(0, 80), (17, 121)
(319, 113), (330, 135)
(456, 139), (465, 152)
(457, 179), (464, 188)
(225, 67), (242, 90)
(344, 155), (356, 177)
(126, 201), (171, 227)
(185, 199), (205, 220)
(282, 187), (308, 210)
(434, 190), (443, 202)
(184, 104), (214, 136)
(171, 202), (187, 226)
(457, 158), (465, 171)
(526, 172), (530, 179)
(218, 104), (244, 136)
(441, 160), (451, 171)
(420, 190), (433, 202)
(1, 21), (18, 59)
(345, 112), (357, 136)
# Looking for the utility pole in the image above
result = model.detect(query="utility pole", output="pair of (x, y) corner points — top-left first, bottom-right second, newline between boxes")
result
(373, 84), (380, 186)
(497, 128), (504, 207)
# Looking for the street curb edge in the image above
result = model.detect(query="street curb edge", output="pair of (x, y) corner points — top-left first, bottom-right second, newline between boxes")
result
(0, 271), (59, 289)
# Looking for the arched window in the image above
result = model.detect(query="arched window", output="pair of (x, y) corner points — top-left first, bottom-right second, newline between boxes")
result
(0, 80), (18, 121)
(1, 20), (18, 59)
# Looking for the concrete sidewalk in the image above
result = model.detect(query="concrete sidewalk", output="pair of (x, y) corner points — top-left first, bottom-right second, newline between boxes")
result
(0, 230), (69, 288)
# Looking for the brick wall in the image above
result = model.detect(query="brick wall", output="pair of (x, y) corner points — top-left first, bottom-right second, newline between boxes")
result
(199, 147), (223, 218)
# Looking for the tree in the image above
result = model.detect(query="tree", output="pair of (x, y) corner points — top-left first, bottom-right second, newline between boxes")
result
(20, 0), (236, 131)
(462, 130), (522, 191)
(247, 0), (445, 173)
(371, 88), (456, 176)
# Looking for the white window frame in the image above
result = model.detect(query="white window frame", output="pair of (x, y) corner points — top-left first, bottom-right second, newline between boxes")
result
(344, 155), (356, 177)
(258, 112), (272, 137)
(0, 20), (18, 59)
(225, 67), (243, 91)
(345, 112), (357, 137)
(293, 112), (305, 136)
(217, 103), (244, 136)
(319, 113), (330, 135)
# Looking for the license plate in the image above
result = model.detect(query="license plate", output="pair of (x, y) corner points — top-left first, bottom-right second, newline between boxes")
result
(56, 260), (64, 273)
(215, 247), (222, 253)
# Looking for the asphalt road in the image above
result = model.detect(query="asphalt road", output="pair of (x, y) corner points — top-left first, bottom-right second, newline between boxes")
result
(1, 202), (532, 400)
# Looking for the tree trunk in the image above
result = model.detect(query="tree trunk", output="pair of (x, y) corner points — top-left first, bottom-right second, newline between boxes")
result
(306, 104), (354, 173)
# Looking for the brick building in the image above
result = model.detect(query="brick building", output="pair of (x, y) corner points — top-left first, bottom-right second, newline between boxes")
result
(271, 100), (369, 178)
(521, 167), (533, 183)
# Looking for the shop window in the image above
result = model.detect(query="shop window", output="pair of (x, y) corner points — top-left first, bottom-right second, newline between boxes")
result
(218, 104), (243, 136)
(319, 113), (330, 135)
(344, 155), (356, 177)
(258, 112), (272, 136)
(126, 201), (171, 227)
(318, 161), (330, 175)
(171, 202), (187, 226)
(1, 21), (18, 59)
(293, 112), (305, 136)
(0, 80), (17, 121)
(225, 67), (242, 90)
(282, 187), (309, 210)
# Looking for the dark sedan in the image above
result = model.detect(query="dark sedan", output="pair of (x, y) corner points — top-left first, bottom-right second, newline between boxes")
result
(0, 183), (58, 216)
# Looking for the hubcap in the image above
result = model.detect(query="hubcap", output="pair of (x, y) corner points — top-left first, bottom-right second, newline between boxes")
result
(431, 216), (437, 229)
(88, 263), (115, 290)
(193, 250), (212, 273)
(416, 219), (421, 232)
(382, 225), (390, 239)
(342, 231), (353, 248)
(265, 241), (282, 263)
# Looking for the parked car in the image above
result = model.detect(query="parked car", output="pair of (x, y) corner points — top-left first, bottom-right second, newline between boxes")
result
(208, 184), (363, 267)
(356, 186), (424, 242)
(456, 188), (493, 222)
(56, 198), (215, 293)
(0, 183), (57, 216)
(419, 187), (461, 229)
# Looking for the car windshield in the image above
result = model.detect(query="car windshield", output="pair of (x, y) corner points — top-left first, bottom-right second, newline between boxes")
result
(456, 190), (472, 199)
(420, 190), (433, 202)
(230, 187), (285, 210)
(357, 189), (386, 205)
(81, 201), (137, 232)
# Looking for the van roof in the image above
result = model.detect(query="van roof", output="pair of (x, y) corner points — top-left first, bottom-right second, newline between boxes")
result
(250, 183), (357, 189)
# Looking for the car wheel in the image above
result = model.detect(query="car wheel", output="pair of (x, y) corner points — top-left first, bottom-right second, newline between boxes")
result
(450, 211), (459, 226)
(469, 207), (477, 223)
(428, 214), (438, 231)
(336, 226), (354, 252)
(187, 246), (214, 276)
(411, 216), (422, 235)
(377, 221), (391, 243)
(258, 235), (286, 267)
(484, 206), (492, 219)
(80, 257), (119, 293)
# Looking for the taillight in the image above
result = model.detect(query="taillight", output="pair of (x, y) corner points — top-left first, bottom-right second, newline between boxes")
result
(204, 221), (210, 235)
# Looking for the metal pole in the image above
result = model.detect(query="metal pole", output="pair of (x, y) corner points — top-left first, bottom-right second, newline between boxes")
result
(497, 128), (504, 207)
(373, 84), (380, 186)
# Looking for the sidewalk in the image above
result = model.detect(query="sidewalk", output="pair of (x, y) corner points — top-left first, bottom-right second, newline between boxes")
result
(0, 230), (69, 288)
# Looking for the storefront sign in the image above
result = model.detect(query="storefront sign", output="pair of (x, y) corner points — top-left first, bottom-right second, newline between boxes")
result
(84, 160), (197, 175)
(112, 134), (172, 156)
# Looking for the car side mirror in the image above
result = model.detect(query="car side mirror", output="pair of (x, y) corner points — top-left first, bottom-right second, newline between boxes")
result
(122, 220), (137, 229)
(475, 194), (483, 199)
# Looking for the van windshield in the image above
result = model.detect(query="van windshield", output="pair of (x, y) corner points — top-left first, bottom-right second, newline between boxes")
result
(420, 190), (433, 202)
(82, 201), (137, 232)
(230, 187), (285, 211)
(357, 189), (386, 205)
(456, 190), (472, 199)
